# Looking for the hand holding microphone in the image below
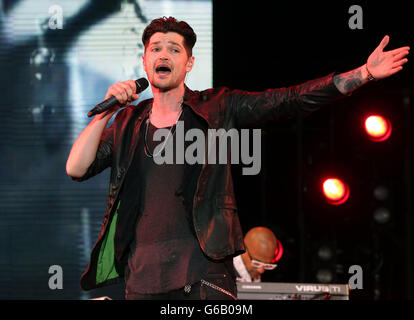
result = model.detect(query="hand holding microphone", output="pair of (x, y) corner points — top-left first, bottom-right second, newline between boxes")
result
(88, 78), (149, 117)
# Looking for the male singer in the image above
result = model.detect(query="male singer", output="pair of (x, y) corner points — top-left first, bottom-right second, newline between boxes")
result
(66, 17), (409, 299)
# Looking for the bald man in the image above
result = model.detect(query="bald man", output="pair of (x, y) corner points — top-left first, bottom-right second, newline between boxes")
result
(233, 227), (279, 282)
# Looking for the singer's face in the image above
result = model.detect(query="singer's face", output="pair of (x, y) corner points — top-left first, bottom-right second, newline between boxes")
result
(143, 32), (194, 91)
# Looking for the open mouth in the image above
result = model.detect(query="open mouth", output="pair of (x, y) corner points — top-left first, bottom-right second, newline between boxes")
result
(155, 65), (172, 75)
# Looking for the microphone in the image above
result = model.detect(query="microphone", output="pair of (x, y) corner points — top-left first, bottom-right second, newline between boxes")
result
(87, 78), (149, 117)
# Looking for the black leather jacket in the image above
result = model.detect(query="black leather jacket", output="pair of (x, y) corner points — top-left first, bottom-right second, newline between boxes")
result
(71, 72), (345, 290)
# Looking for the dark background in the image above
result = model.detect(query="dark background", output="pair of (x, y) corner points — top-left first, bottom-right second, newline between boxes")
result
(214, 1), (413, 300)
(0, 0), (412, 300)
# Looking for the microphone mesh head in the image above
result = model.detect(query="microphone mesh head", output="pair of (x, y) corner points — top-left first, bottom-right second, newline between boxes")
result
(135, 78), (149, 93)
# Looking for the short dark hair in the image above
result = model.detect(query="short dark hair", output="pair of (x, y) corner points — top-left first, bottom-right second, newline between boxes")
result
(142, 16), (197, 57)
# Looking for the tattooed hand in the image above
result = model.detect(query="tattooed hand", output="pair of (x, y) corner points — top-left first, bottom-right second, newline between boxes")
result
(367, 35), (410, 80)
(333, 35), (410, 95)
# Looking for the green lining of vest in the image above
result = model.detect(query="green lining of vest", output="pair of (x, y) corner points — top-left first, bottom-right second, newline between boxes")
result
(96, 201), (121, 285)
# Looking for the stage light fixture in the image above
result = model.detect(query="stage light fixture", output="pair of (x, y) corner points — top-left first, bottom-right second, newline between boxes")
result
(317, 245), (333, 261)
(372, 184), (392, 225)
(322, 178), (350, 205)
(271, 239), (284, 263)
(364, 115), (392, 142)
(373, 185), (389, 201)
(373, 207), (391, 224)
(316, 268), (334, 283)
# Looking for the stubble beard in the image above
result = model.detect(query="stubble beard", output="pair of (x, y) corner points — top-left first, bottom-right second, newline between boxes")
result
(152, 76), (185, 93)
(152, 77), (177, 92)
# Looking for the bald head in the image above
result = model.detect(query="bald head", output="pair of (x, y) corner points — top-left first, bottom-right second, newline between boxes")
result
(244, 227), (278, 263)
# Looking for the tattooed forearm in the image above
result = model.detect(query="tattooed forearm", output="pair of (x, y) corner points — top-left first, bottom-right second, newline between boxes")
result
(333, 66), (369, 95)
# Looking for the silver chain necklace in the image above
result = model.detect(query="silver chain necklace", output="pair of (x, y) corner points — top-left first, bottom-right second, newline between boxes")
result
(144, 106), (183, 158)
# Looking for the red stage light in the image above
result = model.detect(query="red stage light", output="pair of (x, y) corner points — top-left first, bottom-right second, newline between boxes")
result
(364, 115), (392, 142)
(272, 239), (283, 263)
(322, 178), (350, 205)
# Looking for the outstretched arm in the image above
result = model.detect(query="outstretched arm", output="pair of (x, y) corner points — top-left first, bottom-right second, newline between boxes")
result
(230, 36), (409, 128)
(333, 35), (410, 95)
